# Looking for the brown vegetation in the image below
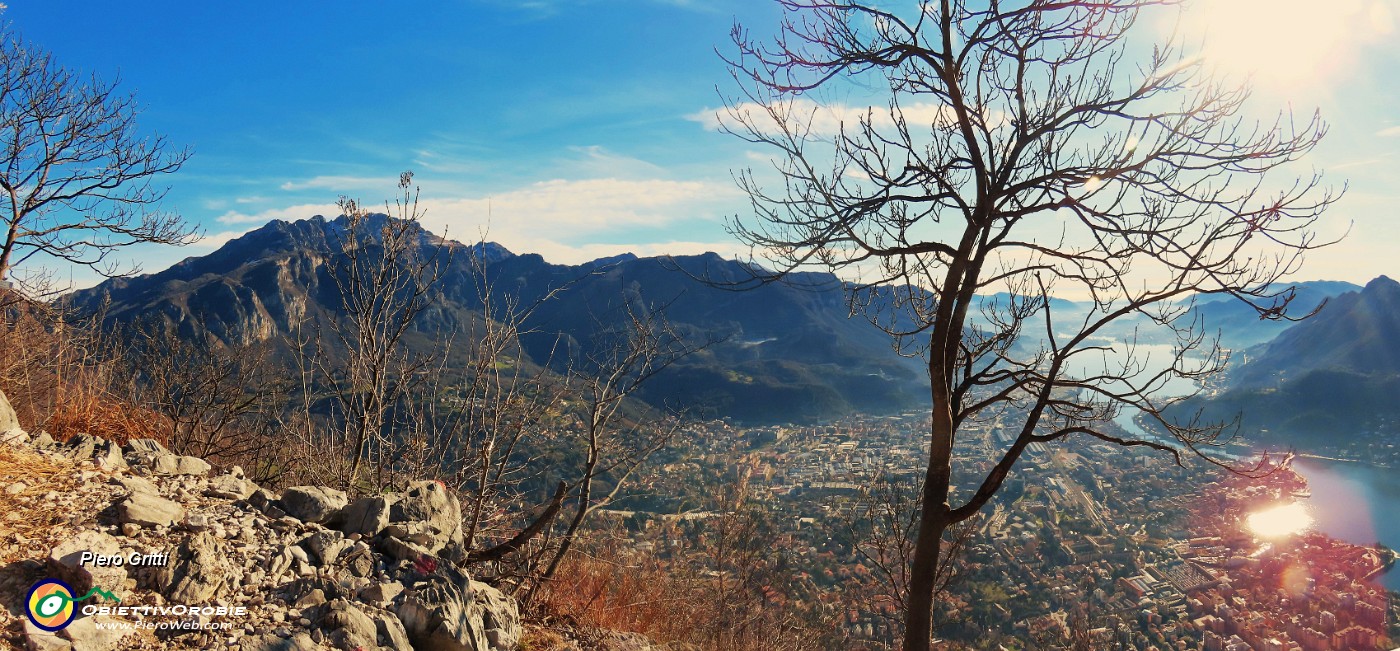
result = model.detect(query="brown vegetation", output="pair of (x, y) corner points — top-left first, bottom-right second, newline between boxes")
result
(530, 508), (847, 651)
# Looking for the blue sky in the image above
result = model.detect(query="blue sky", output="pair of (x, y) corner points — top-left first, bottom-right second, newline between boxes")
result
(5, 1), (1399, 289)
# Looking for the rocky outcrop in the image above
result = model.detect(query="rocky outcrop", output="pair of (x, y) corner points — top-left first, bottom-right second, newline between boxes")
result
(279, 486), (348, 524)
(122, 437), (212, 477)
(395, 567), (520, 651)
(3, 417), (524, 651)
(47, 530), (127, 597)
(152, 531), (238, 604)
(387, 481), (465, 554)
(0, 388), (25, 443)
(116, 490), (186, 528)
(206, 467), (257, 500)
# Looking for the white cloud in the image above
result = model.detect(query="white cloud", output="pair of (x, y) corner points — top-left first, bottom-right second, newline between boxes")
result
(1377, 125), (1400, 137)
(520, 239), (752, 266)
(478, 0), (719, 16)
(216, 202), (340, 225)
(189, 229), (257, 250)
(1331, 155), (1393, 171)
(688, 98), (962, 135)
(414, 177), (745, 264)
(562, 145), (669, 178)
(199, 177), (744, 265)
(413, 177), (737, 241)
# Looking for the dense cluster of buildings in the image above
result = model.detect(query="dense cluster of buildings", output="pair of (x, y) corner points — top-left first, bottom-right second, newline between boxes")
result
(611, 412), (1398, 649)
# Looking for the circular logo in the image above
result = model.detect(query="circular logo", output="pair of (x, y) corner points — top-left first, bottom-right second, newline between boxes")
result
(26, 579), (77, 631)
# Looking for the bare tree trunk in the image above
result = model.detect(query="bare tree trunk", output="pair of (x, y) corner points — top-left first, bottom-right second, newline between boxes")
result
(544, 471), (592, 581)
(463, 441), (495, 550)
(469, 482), (568, 564)
(715, 2), (1341, 648)
(904, 359), (957, 651)
(903, 514), (944, 651)
(542, 428), (599, 581)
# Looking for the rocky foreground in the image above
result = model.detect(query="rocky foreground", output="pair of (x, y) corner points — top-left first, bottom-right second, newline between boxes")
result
(0, 391), (676, 651)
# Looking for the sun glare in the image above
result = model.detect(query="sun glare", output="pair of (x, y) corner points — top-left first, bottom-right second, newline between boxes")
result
(1181, 0), (1395, 87)
(1247, 503), (1314, 538)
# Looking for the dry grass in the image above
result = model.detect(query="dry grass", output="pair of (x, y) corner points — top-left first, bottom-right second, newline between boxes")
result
(0, 445), (101, 564)
(43, 392), (169, 446)
(533, 550), (705, 644)
(0, 445), (111, 649)
(521, 626), (580, 651)
(2, 294), (170, 448)
(532, 521), (849, 651)
(0, 444), (173, 651)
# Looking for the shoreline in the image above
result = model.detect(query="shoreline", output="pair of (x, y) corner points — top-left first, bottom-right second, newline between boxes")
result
(1282, 461), (1397, 586)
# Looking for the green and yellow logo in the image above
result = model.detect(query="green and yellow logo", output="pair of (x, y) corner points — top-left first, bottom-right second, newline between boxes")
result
(25, 579), (120, 631)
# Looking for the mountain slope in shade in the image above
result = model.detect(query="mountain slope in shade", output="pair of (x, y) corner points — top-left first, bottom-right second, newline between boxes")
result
(67, 216), (928, 424)
(1228, 276), (1400, 389)
(1186, 280), (1363, 350)
(1167, 276), (1400, 445)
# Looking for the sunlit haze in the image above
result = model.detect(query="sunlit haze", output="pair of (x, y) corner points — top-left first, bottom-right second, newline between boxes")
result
(1182, 0), (1395, 87)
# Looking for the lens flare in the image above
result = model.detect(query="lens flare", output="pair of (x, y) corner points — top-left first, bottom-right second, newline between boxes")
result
(1247, 502), (1314, 538)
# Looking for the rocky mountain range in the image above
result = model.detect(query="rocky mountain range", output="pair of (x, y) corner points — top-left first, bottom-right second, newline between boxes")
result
(63, 213), (1386, 435)
(66, 215), (929, 425)
(1185, 280), (1362, 350)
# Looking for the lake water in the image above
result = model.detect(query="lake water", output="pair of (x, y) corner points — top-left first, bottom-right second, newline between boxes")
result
(1095, 360), (1400, 590)
(1070, 342), (1399, 589)
(1292, 457), (1400, 590)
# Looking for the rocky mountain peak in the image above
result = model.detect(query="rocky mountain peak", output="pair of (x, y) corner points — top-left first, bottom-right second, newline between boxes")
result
(64, 215), (930, 424)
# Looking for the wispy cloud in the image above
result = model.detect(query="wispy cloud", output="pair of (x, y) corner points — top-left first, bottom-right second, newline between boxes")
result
(411, 150), (489, 176)
(279, 176), (399, 192)
(189, 229), (258, 250)
(427, 176), (742, 264)
(477, 0), (723, 18)
(688, 99), (963, 135)
(558, 145), (670, 178)
(216, 202), (340, 225)
(416, 177), (734, 236)
(522, 239), (751, 266)
(1331, 154), (1394, 171)
(209, 175), (741, 264)
(1378, 125), (1400, 137)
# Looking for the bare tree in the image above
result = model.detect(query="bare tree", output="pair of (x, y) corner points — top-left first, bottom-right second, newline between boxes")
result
(718, 2), (1339, 649)
(322, 171), (449, 491)
(536, 301), (697, 584)
(839, 472), (979, 643)
(0, 295), (115, 431)
(115, 320), (286, 479)
(696, 486), (849, 651)
(399, 247), (574, 550)
(0, 25), (195, 292)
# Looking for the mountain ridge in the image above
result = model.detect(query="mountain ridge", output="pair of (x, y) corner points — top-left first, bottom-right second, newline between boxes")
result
(1166, 274), (1400, 447)
(67, 215), (930, 424)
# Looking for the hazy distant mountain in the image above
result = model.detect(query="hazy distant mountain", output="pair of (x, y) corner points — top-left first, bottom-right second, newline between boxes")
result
(1227, 276), (1400, 389)
(1186, 280), (1362, 349)
(1167, 276), (1400, 444)
(67, 215), (929, 424)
